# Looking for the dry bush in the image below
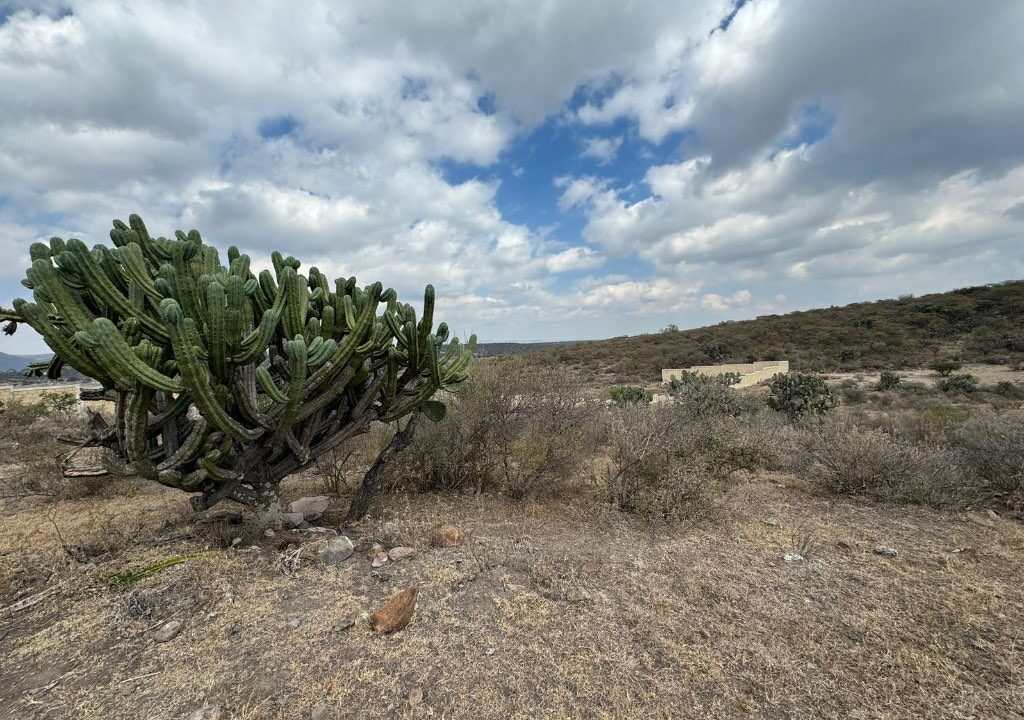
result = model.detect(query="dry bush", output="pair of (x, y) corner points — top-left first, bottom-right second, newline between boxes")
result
(308, 424), (395, 497)
(0, 401), (102, 500)
(794, 417), (963, 506)
(393, 358), (598, 498)
(601, 403), (732, 526)
(954, 409), (1024, 507)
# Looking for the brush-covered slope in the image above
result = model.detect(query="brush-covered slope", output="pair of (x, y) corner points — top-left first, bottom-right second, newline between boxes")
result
(523, 280), (1024, 384)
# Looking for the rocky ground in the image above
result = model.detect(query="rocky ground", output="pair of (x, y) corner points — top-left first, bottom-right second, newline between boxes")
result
(2, 474), (1024, 719)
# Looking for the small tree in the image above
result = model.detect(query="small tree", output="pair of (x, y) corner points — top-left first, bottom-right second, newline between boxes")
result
(1, 215), (475, 519)
(876, 370), (901, 391)
(766, 372), (838, 418)
(929, 358), (962, 377)
(937, 373), (979, 394)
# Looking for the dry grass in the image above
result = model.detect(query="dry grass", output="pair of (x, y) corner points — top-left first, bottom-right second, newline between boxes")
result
(3, 473), (1023, 719)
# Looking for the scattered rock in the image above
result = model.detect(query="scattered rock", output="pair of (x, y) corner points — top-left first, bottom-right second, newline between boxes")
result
(485, 647), (496, 656)
(154, 619), (183, 643)
(288, 496), (331, 521)
(782, 551), (804, 562)
(388, 546), (417, 561)
(280, 512), (305, 529)
(371, 551), (389, 568)
(836, 539), (854, 550)
(379, 521), (401, 547)
(332, 617), (355, 632)
(762, 518), (779, 527)
(433, 524), (463, 547)
(320, 536), (355, 566)
(408, 687), (423, 707)
(986, 509), (1000, 520)
(264, 528), (276, 538)
(229, 620), (242, 636)
(873, 546), (898, 558)
(186, 706), (222, 720)
(287, 616), (302, 630)
(310, 705), (330, 720)
(369, 587), (418, 633)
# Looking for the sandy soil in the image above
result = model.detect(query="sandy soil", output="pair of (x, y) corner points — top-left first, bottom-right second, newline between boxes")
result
(2, 474), (1023, 720)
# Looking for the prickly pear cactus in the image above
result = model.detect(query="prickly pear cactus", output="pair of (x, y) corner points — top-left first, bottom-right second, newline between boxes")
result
(766, 371), (838, 418)
(1, 215), (475, 513)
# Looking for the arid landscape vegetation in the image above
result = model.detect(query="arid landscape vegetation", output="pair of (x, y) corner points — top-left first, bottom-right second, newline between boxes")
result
(3, 286), (1023, 719)
(3, 2), (1024, 718)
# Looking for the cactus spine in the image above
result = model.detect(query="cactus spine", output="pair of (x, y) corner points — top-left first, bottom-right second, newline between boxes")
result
(3, 215), (476, 514)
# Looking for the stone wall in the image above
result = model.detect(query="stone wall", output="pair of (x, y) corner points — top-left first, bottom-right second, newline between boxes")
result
(661, 360), (789, 389)
(0, 382), (109, 414)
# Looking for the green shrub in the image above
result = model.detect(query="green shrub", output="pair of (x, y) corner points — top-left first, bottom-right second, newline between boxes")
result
(937, 373), (979, 394)
(929, 358), (962, 376)
(41, 391), (78, 418)
(877, 370), (901, 390)
(991, 381), (1023, 398)
(766, 372), (839, 418)
(609, 386), (652, 405)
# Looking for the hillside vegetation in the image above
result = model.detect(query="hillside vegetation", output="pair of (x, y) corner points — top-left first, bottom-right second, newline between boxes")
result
(523, 280), (1024, 384)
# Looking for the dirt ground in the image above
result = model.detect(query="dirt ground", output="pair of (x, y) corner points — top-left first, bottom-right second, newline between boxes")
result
(822, 363), (1024, 388)
(3, 474), (1023, 720)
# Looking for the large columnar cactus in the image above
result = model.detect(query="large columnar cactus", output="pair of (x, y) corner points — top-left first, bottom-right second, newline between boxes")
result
(1, 215), (475, 515)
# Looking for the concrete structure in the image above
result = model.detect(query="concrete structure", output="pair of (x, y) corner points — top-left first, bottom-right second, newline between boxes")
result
(661, 360), (789, 389)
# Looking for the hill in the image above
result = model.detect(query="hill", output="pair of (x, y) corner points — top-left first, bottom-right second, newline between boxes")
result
(473, 341), (570, 357)
(520, 280), (1024, 384)
(0, 351), (52, 372)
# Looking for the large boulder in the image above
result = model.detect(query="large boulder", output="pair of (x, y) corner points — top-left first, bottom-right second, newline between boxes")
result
(287, 496), (331, 521)
(369, 587), (418, 633)
(320, 536), (355, 566)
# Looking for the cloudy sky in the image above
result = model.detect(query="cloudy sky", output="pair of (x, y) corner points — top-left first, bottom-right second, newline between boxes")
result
(2, 0), (1023, 353)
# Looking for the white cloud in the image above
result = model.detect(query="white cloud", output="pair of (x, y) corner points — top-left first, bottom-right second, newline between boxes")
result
(580, 135), (623, 164)
(1, 0), (1023, 351)
(701, 289), (752, 311)
(544, 246), (604, 273)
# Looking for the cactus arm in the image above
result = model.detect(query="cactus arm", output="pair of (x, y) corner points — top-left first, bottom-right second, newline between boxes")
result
(82, 318), (184, 393)
(417, 284), (435, 351)
(124, 386), (155, 463)
(269, 336), (309, 447)
(64, 240), (168, 341)
(115, 243), (163, 302)
(14, 300), (112, 385)
(232, 308), (279, 365)
(26, 259), (96, 333)
(205, 280), (228, 379)
(256, 365), (289, 404)
(231, 365), (272, 428)
(162, 300), (262, 442)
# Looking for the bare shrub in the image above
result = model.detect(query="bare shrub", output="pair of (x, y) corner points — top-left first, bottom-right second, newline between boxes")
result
(954, 410), (1024, 507)
(394, 358), (597, 498)
(308, 425), (394, 497)
(600, 403), (724, 526)
(795, 417), (962, 506)
(0, 401), (101, 500)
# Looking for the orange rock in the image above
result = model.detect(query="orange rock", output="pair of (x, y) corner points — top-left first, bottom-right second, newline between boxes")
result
(434, 524), (463, 547)
(369, 587), (418, 633)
